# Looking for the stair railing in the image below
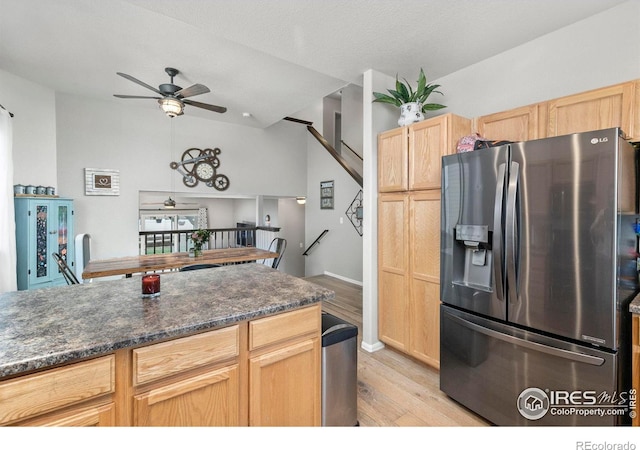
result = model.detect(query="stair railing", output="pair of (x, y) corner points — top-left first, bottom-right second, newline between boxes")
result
(303, 229), (329, 256)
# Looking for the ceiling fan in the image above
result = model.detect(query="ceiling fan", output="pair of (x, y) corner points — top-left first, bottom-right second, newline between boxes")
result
(114, 67), (227, 117)
(140, 197), (200, 210)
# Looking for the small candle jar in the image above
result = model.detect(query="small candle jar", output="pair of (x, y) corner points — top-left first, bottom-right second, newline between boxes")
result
(141, 274), (161, 298)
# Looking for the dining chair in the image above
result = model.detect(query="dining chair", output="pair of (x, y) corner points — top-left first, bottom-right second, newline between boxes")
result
(265, 238), (287, 269)
(52, 252), (80, 285)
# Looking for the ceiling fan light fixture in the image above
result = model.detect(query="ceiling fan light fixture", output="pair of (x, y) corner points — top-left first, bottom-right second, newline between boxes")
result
(158, 98), (184, 118)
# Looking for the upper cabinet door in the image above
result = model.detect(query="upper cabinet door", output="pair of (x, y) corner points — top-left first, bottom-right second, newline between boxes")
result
(475, 103), (546, 142)
(409, 114), (471, 191)
(547, 81), (636, 138)
(378, 127), (408, 192)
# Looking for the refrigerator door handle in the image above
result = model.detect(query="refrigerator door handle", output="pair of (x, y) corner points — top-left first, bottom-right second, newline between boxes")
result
(447, 313), (606, 366)
(493, 163), (506, 302)
(506, 161), (520, 303)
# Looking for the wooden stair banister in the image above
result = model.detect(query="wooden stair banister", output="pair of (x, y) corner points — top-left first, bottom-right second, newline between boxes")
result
(284, 117), (363, 188)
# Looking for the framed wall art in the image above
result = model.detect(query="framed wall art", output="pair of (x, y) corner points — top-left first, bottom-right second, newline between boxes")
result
(85, 168), (120, 196)
(320, 180), (334, 210)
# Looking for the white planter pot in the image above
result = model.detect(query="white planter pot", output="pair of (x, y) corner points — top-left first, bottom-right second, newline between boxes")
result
(398, 102), (424, 126)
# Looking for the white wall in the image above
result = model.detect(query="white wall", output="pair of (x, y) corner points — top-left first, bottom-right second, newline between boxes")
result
(54, 92), (308, 261)
(299, 98), (363, 283)
(0, 69), (57, 188)
(433, 1), (640, 119)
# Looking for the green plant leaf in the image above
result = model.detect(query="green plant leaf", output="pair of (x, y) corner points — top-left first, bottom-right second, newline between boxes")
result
(416, 69), (427, 98)
(395, 80), (410, 103)
(371, 68), (446, 111)
(422, 103), (447, 112)
(372, 92), (401, 106)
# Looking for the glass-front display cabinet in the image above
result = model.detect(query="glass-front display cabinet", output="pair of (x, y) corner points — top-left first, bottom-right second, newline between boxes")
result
(14, 197), (75, 290)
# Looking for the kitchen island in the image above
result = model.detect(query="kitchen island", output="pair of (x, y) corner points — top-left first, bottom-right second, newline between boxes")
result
(0, 264), (335, 426)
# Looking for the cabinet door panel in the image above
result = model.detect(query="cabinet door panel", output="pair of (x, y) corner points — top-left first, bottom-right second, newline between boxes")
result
(21, 403), (115, 427)
(378, 127), (408, 192)
(547, 82), (634, 137)
(475, 104), (544, 142)
(410, 192), (441, 284)
(409, 278), (441, 369)
(378, 195), (409, 350)
(134, 365), (239, 426)
(249, 338), (320, 426)
(409, 119), (445, 190)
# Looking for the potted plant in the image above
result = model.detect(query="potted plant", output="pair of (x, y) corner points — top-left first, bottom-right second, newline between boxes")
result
(190, 229), (211, 257)
(372, 68), (446, 126)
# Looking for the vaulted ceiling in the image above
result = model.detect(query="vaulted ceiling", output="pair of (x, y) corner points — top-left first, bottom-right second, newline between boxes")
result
(0, 0), (627, 127)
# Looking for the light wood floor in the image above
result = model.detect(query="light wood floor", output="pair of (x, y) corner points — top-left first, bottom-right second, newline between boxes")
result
(304, 274), (490, 427)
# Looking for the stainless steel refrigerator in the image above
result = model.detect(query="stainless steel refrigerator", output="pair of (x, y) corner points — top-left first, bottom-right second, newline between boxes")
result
(440, 128), (638, 426)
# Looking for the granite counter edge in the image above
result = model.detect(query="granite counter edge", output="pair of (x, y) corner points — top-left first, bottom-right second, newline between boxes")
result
(0, 294), (330, 379)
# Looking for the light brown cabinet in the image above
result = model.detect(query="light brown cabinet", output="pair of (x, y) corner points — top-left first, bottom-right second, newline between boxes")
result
(377, 193), (409, 351)
(474, 103), (547, 142)
(0, 355), (115, 426)
(0, 304), (321, 427)
(378, 127), (408, 192)
(547, 80), (638, 139)
(408, 191), (442, 368)
(248, 304), (321, 426)
(377, 114), (470, 368)
(131, 325), (241, 426)
(474, 79), (640, 143)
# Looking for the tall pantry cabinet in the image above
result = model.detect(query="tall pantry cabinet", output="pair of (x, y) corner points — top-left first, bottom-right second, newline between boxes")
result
(377, 113), (471, 368)
(14, 197), (75, 290)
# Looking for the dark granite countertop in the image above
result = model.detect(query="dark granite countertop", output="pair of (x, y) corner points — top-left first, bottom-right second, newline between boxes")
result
(629, 293), (640, 314)
(0, 264), (334, 379)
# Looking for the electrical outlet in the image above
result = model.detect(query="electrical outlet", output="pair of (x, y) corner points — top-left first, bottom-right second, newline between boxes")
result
(339, 217), (343, 224)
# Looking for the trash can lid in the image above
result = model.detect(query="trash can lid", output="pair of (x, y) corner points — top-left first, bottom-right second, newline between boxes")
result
(322, 312), (358, 346)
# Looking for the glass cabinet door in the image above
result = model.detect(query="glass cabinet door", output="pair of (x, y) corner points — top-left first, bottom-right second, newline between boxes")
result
(35, 203), (49, 279)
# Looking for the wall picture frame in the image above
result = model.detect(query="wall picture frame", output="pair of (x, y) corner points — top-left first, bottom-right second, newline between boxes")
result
(320, 180), (334, 210)
(85, 168), (120, 196)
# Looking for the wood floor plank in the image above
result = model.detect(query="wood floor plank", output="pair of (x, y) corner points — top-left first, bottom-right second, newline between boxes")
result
(305, 274), (489, 427)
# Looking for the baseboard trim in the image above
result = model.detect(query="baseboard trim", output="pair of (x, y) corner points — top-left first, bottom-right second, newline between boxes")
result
(323, 271), (363, 286)
(361, 340), (385, 353)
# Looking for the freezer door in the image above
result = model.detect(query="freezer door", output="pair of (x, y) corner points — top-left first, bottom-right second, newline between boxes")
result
(441, 146), (509, 320)
(440, 305), (627, 426)
(508, 128), (635, 348)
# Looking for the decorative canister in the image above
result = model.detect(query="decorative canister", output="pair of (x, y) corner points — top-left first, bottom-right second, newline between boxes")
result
(25, 185), (36, 194)
(46, 186), (55, 196)
(13, 184), (25, 195)
(36, 186), (46, 195)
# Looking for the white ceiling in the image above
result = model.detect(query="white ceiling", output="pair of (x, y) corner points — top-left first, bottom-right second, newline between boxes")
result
(0, 0), (627, 128)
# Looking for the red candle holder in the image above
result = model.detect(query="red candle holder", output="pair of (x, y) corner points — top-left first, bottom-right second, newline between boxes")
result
(141, 274), (161, 298)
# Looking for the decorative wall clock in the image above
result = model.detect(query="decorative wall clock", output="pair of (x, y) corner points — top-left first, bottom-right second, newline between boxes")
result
(169, 147), (229, 191)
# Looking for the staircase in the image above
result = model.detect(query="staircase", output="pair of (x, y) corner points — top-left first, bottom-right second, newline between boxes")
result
(284, 117), (363, 187)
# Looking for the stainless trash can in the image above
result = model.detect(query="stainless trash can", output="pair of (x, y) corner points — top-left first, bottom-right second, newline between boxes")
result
(322, 312), (358, 426)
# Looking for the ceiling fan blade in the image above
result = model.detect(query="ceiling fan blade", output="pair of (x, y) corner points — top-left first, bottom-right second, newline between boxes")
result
(183, 99), (227, 114)
(114, 94), (161, 99)
(116, 72), (163, 95)
(175, 84), (210, 99)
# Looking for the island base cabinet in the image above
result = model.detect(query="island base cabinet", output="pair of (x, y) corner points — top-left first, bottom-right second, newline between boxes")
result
(249, 338), (320, 426)
(19, 403), (116, 427)
(133, 365), (239, 426)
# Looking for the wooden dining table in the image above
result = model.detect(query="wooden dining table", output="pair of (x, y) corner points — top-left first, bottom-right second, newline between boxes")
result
(82, 247), (279, 280)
